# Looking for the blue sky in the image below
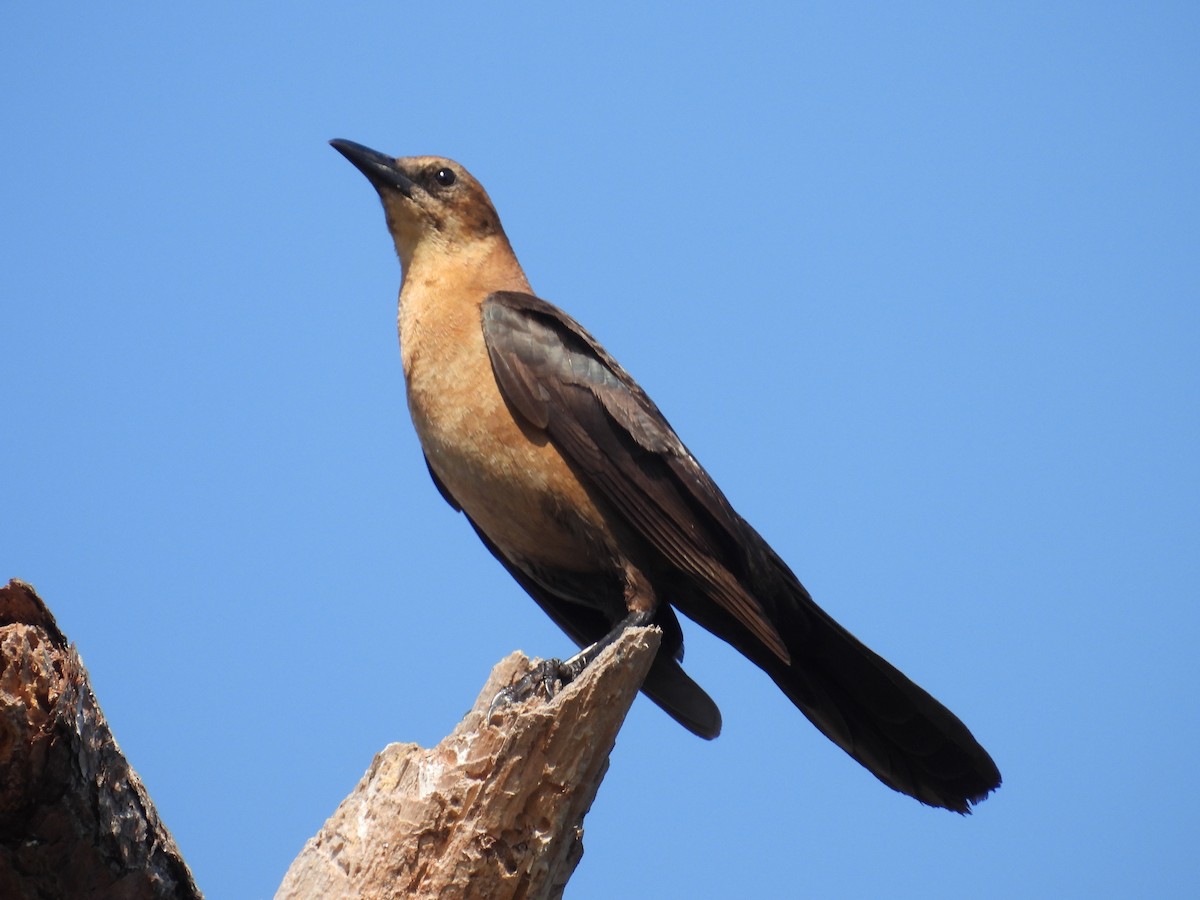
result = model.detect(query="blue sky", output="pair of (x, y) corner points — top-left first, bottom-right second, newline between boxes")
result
(4, 4), (1197, 897)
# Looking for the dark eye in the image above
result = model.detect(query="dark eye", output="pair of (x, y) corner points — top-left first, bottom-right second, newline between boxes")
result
(434, 167), (457, 187)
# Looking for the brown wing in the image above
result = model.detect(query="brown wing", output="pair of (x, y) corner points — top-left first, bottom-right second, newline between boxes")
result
(481, 291), (1002, 813)
(482, 291), (790, 664)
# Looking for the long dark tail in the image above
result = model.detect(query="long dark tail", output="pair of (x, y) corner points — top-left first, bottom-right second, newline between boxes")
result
(670, 519), (1001, 813)
(754, 544), (1000, 812)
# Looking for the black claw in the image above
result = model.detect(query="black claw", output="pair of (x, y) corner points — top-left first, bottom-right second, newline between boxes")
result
(486, 612), (654, 724)
(488, 658), (571, 722)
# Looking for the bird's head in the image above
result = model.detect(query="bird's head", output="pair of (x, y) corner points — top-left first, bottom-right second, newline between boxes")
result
(331, 140), (505, 271)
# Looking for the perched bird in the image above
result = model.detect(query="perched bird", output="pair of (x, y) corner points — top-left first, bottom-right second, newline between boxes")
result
(330, 139), (1001, 813)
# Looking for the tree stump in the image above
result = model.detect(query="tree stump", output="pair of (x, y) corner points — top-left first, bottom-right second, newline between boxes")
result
(0, 579), (201, 899)
(0, 578), (657, 899)
(277, 627), (660, 900)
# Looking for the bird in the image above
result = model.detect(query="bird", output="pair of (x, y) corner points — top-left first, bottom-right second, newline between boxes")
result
(330, 138), (1001, 813)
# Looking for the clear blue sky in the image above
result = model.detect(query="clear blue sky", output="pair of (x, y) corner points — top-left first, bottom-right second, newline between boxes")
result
(4, 4), (1198, 897)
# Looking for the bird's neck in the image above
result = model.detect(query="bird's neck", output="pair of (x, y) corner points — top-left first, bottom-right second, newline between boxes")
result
(396, 235), (531, 380)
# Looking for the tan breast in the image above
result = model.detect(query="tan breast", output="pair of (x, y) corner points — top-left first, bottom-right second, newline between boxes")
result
(397, 240), (615, 573)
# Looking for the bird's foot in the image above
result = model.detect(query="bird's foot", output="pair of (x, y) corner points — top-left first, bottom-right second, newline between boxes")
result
(488, 657), (574, 721)
(486, 610), (653, 724)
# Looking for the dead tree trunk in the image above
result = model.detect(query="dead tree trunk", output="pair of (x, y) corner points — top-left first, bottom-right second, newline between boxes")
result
(1, 578), (658, 898)
(0, 579), (201, 899)
(276, 627), (660, 900)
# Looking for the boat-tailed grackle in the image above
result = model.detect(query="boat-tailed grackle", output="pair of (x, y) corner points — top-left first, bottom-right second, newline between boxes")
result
(330, 139), (1001, 813)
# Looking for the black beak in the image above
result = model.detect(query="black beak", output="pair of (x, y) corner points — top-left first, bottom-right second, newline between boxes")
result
(330, 139), (414, 197)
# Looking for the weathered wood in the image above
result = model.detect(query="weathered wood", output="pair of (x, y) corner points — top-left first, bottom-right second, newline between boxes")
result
(277, 626), (661, 900)
(1, 578), (656, 898)
(0, 579), (202, 899)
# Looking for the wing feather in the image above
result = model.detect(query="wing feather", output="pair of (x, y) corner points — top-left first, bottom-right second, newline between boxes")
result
(482, 291), (789, 662)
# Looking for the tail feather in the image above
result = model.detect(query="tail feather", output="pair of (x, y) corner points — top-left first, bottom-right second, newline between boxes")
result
(675, 524), (1006, 813)
(763, 566), (1001, 812)
(642, 655), (723, 740)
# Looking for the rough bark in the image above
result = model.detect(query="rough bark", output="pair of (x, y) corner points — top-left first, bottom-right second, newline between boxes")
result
(0, 577), (655, 898)
(277, 626), (661, 900)
(0, 579), (202, 899)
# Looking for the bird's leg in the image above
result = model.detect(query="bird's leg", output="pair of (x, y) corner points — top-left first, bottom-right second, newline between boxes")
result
(557, 609), (654, 681)
(488, 610), (654, 718)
